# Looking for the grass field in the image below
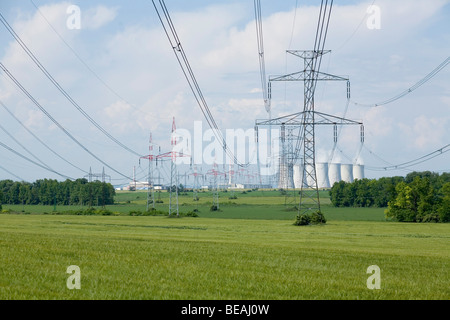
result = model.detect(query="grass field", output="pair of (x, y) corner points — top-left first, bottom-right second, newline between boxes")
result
(0, 190), (449, 300)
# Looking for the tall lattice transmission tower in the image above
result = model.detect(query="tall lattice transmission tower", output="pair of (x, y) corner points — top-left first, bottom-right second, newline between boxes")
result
(140, 133), (158, 211)
(156, 117), (190, 216)
(256, 50), (362, 216)
(253, 2), (365, 218)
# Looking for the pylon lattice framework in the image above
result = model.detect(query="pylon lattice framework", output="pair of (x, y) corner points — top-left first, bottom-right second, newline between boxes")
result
(256, 50), (362, 216)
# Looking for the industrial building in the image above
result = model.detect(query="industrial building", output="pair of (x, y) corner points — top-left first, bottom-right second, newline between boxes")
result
(291, 162), (365, 189)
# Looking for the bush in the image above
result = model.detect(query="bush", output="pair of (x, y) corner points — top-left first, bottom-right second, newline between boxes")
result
(183, 211), (199, 217)
(310, 211), (327, 224)
(294, 214), (310, 226)
(294, 211), (326, 226)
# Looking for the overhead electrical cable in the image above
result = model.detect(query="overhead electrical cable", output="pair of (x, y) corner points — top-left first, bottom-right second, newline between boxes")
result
(312, 0), (334, 86)
(0, 121), (54, 171)
(365, 144), (450, 171)
(0, 139), (74, 180)
(288, 0), (299, 49)
(334, 0), (376, 52)
(294, 0), (334, 158)
(0, 12), (143, 158)
(150, 0), (248, 168)
(28, 0), (155, 120)
(0, 99), (88, 174)
(0, 62), (133, 180)
(0, 163), (25, 181)
(352, 56), (450, 107)
(254, 0), (269, 114)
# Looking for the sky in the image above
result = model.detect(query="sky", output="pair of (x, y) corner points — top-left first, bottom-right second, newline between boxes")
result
(0, 0), (449, 187)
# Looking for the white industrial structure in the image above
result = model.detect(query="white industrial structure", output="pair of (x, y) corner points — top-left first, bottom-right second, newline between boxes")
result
(328, 163), (341, 187)
(340, 164), (354, 183)
(353, 164), (364, 180)
(290, 162), (364, 189)
(293, 165), (302, 189)
(316, 162), (331, 189)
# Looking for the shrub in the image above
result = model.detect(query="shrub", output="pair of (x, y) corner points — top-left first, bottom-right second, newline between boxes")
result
(183, 211), (199, 217)
(294, 211), (326, 226)
(294, 214), (310, 226)
(310, 211), (327, 224)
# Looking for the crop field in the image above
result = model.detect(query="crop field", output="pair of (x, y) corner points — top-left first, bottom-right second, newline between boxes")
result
(0, 190), (449, 300)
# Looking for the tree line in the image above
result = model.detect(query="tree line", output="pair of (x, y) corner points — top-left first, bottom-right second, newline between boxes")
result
(0, 178), (115, 207)
(329, 171), (450, 222)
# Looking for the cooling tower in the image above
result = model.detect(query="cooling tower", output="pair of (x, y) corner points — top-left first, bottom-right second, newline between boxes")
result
(353, 164), (364, 180)
(328, 163), (341, 187)
(341, 164), (354, 183)
(316, 162), (330, 189)
(293, 164), (303, 189)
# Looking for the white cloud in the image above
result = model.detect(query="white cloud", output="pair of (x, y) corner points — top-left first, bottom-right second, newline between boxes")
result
(399, 115), (449, 150)
(82, 5), (118, 30)
(0, 0), (449, 181)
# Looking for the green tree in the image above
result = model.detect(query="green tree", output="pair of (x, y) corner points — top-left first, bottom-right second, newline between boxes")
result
(385, 177), (440, 222)
(438, 182), (450, 222)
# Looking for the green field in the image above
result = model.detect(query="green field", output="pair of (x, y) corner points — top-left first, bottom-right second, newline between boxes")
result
(0, 190), (449, 300)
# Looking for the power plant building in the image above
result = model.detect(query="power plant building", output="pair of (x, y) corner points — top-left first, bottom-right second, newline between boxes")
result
(285, 162), (364, 189)
(340, 164), (354, 183)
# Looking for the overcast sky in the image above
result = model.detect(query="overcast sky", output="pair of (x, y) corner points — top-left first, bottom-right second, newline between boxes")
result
(0, 0), (449, 186)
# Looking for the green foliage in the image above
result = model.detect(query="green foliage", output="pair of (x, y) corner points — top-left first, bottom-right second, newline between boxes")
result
(330, 171), (449, 223)
(310, 211), (327, 224)
(385, 176), (447, 223)
(294, 214), (310, 226)
(329, 177), (403, 208)
(0, 179), (115, 206)
(294, 211), (326, 226)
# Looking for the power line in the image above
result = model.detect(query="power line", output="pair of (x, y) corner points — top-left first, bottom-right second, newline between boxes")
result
(254, 0), (269, 114)
(28, 0), (155, 120)
(150, 0), (249, 168)
(288, 0), (299, 50)
(0, 139), (74, 180)
(334, 0), (376, 52)
(0, 99), (88, 174)
(0, 121), (53, 171)
(352, 55), (450, 107)
(0, 12), (143, 158)
(0, 163), (25, 181)
(365, 144), (450, 171)
(0, 62), (133, 180)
